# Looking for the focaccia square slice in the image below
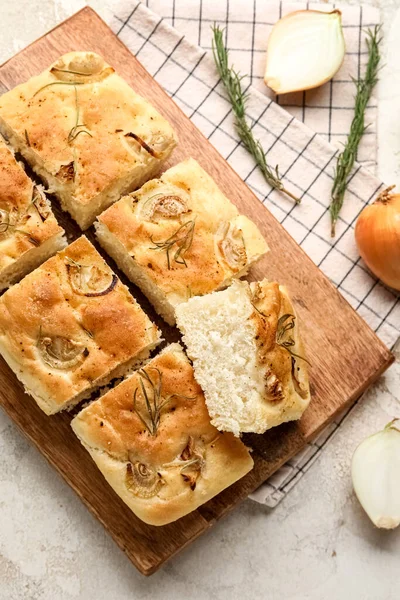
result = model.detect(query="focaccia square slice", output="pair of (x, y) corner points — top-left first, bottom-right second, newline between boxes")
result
(0, 136), (65, 290)
(0, 236), (161, 415)
(176, 279), (311, 436)
(71, 343), (253, 526)
(0, 52), (177, 230)
(95, 158), (268, 324)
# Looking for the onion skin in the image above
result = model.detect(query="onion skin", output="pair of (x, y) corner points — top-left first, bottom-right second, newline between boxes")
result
(355, 187), (400, 291)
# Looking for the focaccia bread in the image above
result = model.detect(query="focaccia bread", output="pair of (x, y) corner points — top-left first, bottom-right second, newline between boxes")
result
(95, 158), (268, 325)
(0, 52), (177, 230)
(71, 343), (253, 526)
(0, 136), (65, 290)
(0, 236), (161, 415)
(176, 279), (311, 436)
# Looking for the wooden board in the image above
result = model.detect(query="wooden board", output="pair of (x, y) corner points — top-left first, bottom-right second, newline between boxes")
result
(0, 7), (394, 576)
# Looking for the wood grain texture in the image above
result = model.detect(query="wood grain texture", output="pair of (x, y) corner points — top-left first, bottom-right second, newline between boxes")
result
(0, 7), (394, 576)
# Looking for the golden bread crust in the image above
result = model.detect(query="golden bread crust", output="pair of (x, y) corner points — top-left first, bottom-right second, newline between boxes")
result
(0, 236), (160, 414)
(97, 158), (268, 310)
(0, 136), (63, 273)
(71, 344), (253, 526)
(249, 279), (311, 427)
(0, 52), (177, 225)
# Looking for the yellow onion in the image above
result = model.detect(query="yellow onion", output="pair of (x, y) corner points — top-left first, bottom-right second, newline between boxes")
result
(355, 186), (400, 291)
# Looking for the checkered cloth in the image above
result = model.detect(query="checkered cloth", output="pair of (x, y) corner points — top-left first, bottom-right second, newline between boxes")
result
(110, 0), (400, 507)
(137, 0), (379, 173)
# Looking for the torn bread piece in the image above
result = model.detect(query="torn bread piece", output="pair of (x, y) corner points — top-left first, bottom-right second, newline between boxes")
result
(0, 52), (177, 230)
(0, 136), (65, 290)
(176, 279), (311, 436)
(0, 236), (161, 415)
(71, 343), (253, 526)
(95, 158), (268, 325)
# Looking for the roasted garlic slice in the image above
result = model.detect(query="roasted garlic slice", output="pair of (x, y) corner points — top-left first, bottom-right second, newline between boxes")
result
(125, 460), (164, 499)
(161, 436), (205, 490)
(32, 187), (52, 221)
(148, 132), (172, 159)
(0, 208), (11, 234)
(140, 193), (190, 223)
(66, 259), (118, 297)
(264, 368), (284, 403)
(179, 437), (204, 490)
(0, 204), (39, 244)
(38, 333), (88, 370)
(56, 162), (75, 183)
(216, 221), (247, 271)
(291, 357), (309, 399)
(124, 131), (171, 160)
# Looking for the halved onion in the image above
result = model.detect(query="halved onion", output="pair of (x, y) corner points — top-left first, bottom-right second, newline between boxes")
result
(352, 421), (400, 529)
(66, 260), (118, 297)
(264, 10), (345, 95)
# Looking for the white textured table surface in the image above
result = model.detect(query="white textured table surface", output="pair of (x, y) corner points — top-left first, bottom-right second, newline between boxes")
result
(1, 1), (400, 598)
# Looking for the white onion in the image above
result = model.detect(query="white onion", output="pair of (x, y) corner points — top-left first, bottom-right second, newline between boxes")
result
(264, 10), (345, 95)
(351, 421), (400, 529)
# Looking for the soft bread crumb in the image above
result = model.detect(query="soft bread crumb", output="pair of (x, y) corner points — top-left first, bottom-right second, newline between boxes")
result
(176, 280), (311, 436)
(176, 282), (265, 436)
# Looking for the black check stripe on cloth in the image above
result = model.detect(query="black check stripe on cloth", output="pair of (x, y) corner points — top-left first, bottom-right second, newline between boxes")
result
(110, 0), (399, 507)
(138, 0), (380, 173)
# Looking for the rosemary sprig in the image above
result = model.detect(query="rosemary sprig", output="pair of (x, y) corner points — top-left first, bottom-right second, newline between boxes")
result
(276, 313), (310, 364)
(32, 81), (85, 97)
(65, 256), (81, 268)
(133, 367), (195, 436)
(150, 220), (195, 269)
(0, 208), (39, 246)
(211, 25), (300, 204)
(67, 86), (93, 143)
(330, 26), (382, 237)
(33, 81), (92, 144)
